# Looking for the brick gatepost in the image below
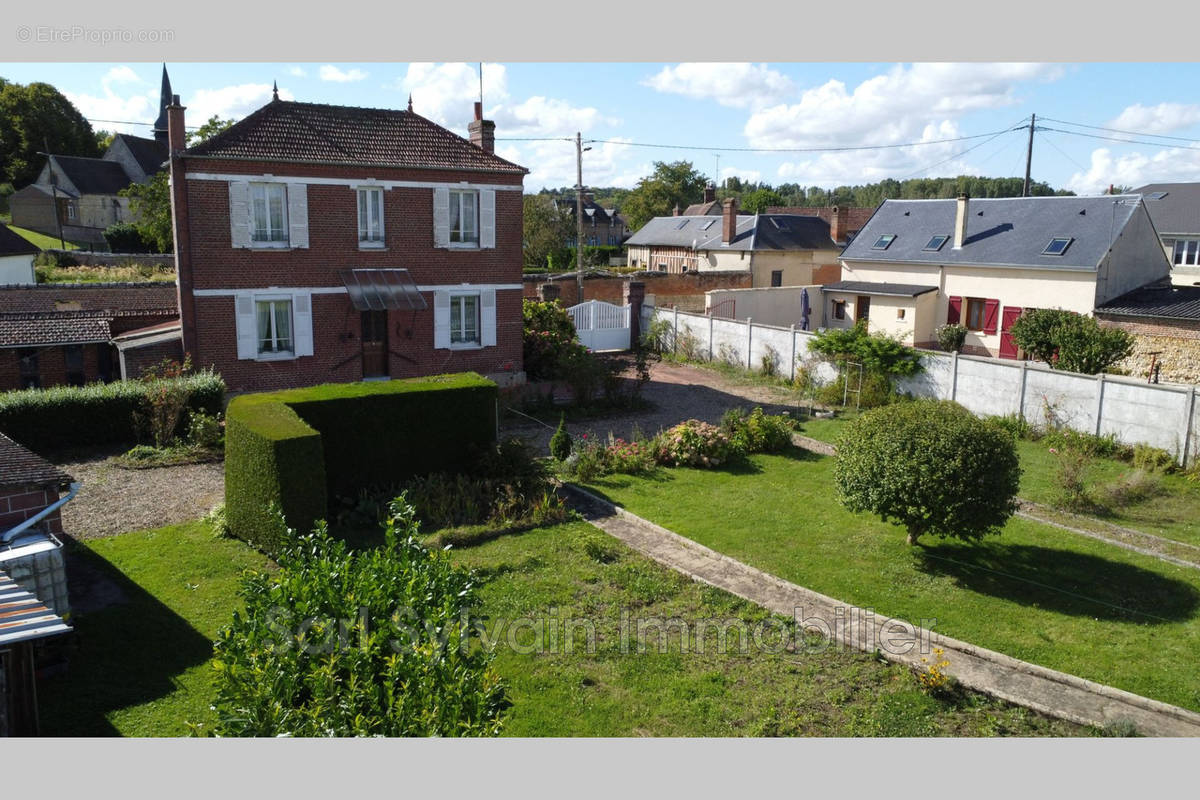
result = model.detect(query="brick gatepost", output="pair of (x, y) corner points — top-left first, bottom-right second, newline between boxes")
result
(538, 283), (561, 303)
(624, 280), (645, 347)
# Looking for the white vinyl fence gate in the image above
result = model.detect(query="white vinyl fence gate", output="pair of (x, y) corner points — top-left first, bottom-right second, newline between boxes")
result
(567, 299), (631, 351)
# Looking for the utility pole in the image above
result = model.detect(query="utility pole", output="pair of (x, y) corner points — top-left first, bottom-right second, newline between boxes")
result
(576, 131), (585, 303)
(1022, 113), (1036, 197)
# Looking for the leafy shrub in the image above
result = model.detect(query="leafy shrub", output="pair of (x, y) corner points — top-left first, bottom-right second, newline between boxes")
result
(34, 251), (77, 268)
(102, 222), (152, 253)
(1010, 308), (1134, 375)
(1042, 427), (1127, 460)
(549, 414), (572, 461)
(936, 323), (968, 353)
(1132, 443), (1176, 473)
(834, 399), (1021, 545)
(187, 410), (224, 449)
(720, 407), (797, 454)
(133, 356), (196, 447)
(523, 299), (581, 382)
(809, 321), (923, 377)
(0, 370), (224, 451)
(209, 503), (508, 737)
(654, 419), (734, 468)
(1049, 444), (1094, 512)
(986, 413), (1033, 441)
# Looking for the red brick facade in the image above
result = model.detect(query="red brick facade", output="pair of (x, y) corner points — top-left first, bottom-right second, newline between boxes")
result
(0, 486), (64, 536)
(173, 134), (526, 392)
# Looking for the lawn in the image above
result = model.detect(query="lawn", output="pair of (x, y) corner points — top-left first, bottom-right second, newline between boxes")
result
(35, 516), (1081, 737)
(5, 223), (82, 250)
(583, 449), (1200, 713)
(800, 411), (1200, 549)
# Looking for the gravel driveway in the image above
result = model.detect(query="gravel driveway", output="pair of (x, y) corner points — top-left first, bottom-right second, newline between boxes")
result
(54, 449), (225, 540)
(49, 361), (798, 540)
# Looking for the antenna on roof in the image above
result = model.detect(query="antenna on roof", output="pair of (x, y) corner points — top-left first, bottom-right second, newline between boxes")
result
(272, 80), (279, 101)
(407, 93), (413, 112)
(478, 62), (484, 107)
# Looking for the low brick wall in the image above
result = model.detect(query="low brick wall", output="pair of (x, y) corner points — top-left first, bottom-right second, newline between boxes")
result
(43, 249), (176, 269)
(1099, 315), (1200, 384)
(524, 270), (750, 311)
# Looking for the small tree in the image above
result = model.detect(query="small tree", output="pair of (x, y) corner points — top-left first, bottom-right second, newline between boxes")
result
(935, 323), (967, 353)
(833, 399), (1021, 545)
(1009, 308), (1134, 375)
(549, 414), (572, 461)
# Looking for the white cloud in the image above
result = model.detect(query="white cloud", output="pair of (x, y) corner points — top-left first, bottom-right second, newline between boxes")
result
(397, 62), (509, 130)
(287, 66), (307, 78)
(1108, 103), (1200, 136)
(103, 65), (142, 85)
(64, 66), (156, 134)
(513, 138), (635, 191)
(188, 84), (295, 124)
(491, 96), (617, 138)
(720, 166), (761, 184)
(643, 63), (794, 109)
(319, 65), (368, 83)
(1066, 147), (1200, 195)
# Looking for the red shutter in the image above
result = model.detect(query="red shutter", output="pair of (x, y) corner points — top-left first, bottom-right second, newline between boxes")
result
(947, 296), (962, 324)
(983, 298), (1000, 335)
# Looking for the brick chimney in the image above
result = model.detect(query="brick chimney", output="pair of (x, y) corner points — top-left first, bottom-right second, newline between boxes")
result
(167, 94), (186, 155)
(703, 182), (716, 204)
(722, 197), (738, 245)
(830, 205), (842, 244)
(468, 102), (495, 154)
(953, 194), (969, 249)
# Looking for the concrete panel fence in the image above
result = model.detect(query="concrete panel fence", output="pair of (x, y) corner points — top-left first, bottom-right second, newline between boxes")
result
(645, 304), (1200, 464)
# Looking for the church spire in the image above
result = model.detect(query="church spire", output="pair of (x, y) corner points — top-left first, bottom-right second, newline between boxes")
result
(273, 80), (279, 101)
(153, 64), (172, 145)
(407, 93), (413, 112)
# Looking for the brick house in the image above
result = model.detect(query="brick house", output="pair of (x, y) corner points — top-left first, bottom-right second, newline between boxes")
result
(0, 433), (72, 541)
(833, 195), (1172, 357)
(0, 283), (180, 390)
(167, 91), (528, 392)
(1096, 285), (1200, 384)
(558, 192), (630, 246)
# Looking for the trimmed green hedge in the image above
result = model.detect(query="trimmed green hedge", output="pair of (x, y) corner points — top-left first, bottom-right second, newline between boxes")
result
(0, 371), (225, 451)
(224, 373), (498, 553)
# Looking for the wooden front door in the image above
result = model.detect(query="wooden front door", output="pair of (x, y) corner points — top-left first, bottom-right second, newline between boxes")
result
(361, 310), (389, 378)
(855, 295), (871, 322)
(999, 305), (1022, 359)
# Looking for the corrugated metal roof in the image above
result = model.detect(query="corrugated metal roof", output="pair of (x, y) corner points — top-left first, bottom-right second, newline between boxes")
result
(0, 569), (71, 647)
(1096, 285), (1200, 321)
(841, 195), (1146, 270)
(821, 280), (939, 297)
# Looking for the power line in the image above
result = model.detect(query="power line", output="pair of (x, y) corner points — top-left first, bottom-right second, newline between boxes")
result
(1039, 115), (1200, 144)
(897, 119), (1029, 181)
(1039, 125), (1200, 152)
(581, 128), (1018, 154)
(1036, 129), (1090, 173)
(86, 116), (201, 131)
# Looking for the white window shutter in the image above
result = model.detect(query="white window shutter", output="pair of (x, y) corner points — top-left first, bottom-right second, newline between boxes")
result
(434, 291), (451, 348)
(235, 293), (257, 359)
(287, 183), (309, 248)
(228, 181), (251, 248)
(433, 187), (450, 248)
(480, 289), (497, 346)
(293, 291), (313, 357)
(480, 189), (496, 249)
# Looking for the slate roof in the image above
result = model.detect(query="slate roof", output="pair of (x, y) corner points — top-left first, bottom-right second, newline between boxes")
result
(0, 226), (38, 258)
(185, 98), (527, 174)
(840, 196), (1147, 271)
(0, 311), (112, 348)
(1131, 182), (1200, 236)
(50, 156), (133, 196)
(114, 134), (169, 176)
(1096, 285), (1200, 321)
(821, 280), (938, 297)
(625, 214), (835, 252)
(0, 431), (73, 490)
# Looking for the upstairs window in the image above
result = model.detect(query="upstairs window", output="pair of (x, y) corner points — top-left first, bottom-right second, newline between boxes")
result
(250, 183), (288, 244)
(871, 234), (896, 250)
(449, 189), (479, 245)
(923, 235), (949, 251)
(1174, 239), (1200, 266)
(357, 187), (384, 246)
(1042, 237), (1073, 256)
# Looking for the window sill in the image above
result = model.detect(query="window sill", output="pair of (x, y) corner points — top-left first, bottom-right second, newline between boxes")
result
(359, 242), (387, 250)
(448, 342), (484, 351)
(448, 242), (481, 250)
(250, 242), (292, 250)
(256, 351), (297, 362)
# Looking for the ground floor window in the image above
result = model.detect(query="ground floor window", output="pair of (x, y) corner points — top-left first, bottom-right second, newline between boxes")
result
(18, 348), (39, 389)
(832, 300), (847, 321)
(257, 299), (293, 355)
(450, 294), (480, 345)
(770, 270), (783, 287)
(965, 297), (987, 331)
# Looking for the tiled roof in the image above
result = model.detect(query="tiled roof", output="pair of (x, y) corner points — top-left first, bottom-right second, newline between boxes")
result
(0, 432), (72, 489)
(0, 226), (39, 258)
(0, 311), (112, 347)
(50, 156), (133, 195)
(1096, 285), (1200, 321)
(185, 99), (527, 175)
(840, 196), (1149, 271)
(0, 283), (178, 315)
(821, 280), (939, 298)
(682, 199), (722, 216)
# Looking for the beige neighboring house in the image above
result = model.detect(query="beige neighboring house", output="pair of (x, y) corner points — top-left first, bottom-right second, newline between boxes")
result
(625, 198), (844, 288)
(829, 194), (1171, 357)
(1130, 182), (1200, 286)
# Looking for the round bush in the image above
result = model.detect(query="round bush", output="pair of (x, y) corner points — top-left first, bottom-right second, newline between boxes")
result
(833, 399), (1021, 545)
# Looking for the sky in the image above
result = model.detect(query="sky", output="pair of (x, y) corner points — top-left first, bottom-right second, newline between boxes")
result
(3, 61), (1200, 196)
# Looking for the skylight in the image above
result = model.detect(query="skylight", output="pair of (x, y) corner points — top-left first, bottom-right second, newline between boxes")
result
(770, 218), (788, 231)
(871, 234), (896, 250)
(1147, 191), (1168, 200)
(675, 219), (689, 230)
(700, 219), (715, 231)
(923, 235), (949, 252)
(1042, 237), (1073, 256)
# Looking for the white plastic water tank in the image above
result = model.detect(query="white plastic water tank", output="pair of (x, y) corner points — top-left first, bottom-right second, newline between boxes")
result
(0, 532), (69, 620)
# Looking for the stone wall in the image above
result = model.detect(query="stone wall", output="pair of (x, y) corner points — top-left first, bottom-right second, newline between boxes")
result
(1098, 315), (1200, 385)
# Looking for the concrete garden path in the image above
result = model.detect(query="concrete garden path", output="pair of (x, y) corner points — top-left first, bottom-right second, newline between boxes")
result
(563, 484), (1200, 736)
